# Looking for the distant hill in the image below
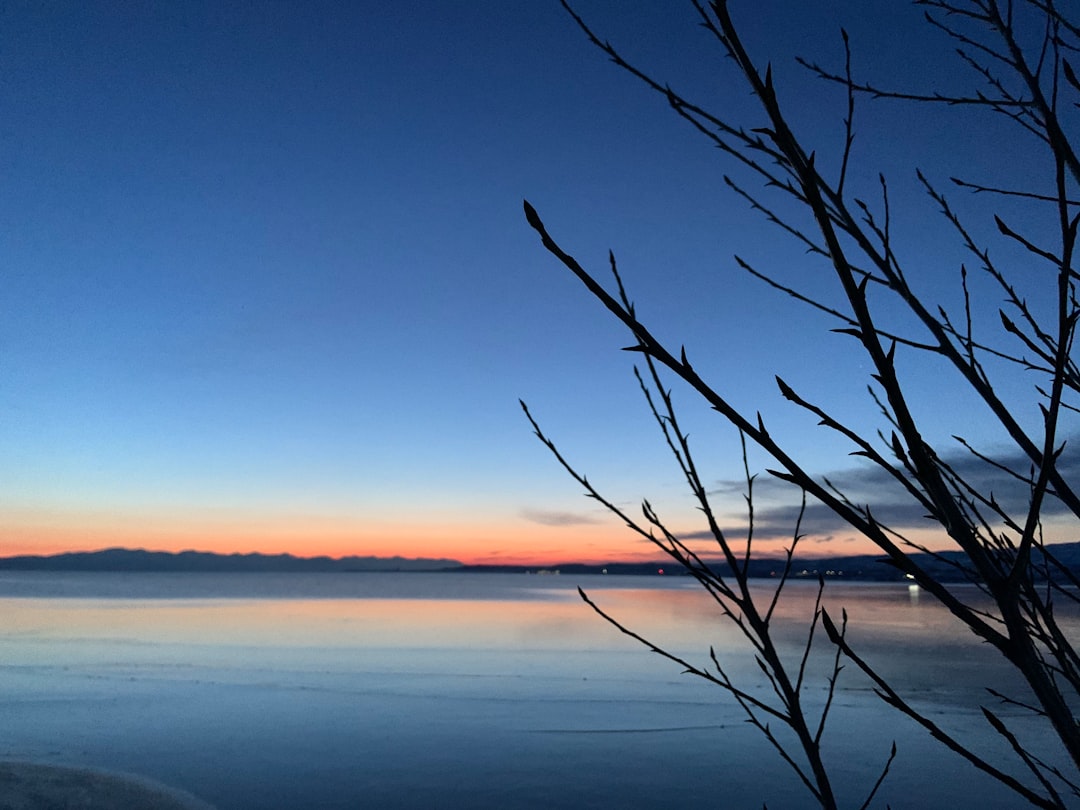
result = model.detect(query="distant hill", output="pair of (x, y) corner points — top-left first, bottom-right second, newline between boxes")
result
(2, 543), (1078, 581)
(0, 548), (463, 573)
(460, 541), (1080, 583)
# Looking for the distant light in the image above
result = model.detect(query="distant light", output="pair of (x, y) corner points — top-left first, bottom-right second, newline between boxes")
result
(657, 568), (664, 575)
(601, 568), (608, 574)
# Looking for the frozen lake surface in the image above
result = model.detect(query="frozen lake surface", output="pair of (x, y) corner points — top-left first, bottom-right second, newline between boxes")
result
(0, 571), (1072, 808)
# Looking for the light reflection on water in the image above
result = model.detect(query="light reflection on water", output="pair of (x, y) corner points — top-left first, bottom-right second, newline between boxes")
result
(0, 572), (1009, 649)
(0, 572), (1076, 809)
(0, 574), (1068, 697)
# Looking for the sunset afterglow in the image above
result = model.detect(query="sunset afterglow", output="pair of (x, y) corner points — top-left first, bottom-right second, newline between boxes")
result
(0, 1), (1035, 567)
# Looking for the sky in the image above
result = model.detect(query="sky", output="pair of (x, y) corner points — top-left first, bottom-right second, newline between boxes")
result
(1, 1), (1069, 565)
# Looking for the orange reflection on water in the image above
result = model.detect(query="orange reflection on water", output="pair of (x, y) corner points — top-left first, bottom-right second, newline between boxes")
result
(0, 594), (651, 652)
(3, 578), (1052, 678)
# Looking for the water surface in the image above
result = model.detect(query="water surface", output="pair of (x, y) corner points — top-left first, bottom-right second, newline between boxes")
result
(0, 572), (1069, 808)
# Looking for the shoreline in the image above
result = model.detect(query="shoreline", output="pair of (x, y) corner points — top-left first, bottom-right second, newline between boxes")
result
(0, 762), (215, 810)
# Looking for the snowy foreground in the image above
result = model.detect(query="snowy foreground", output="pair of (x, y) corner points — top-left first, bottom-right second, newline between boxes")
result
(0, 572), (1065, 809)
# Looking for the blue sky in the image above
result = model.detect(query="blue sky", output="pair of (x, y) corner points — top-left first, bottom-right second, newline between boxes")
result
(0, 1), (1061, 563)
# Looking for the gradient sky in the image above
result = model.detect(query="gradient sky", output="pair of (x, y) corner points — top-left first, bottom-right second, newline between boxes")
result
(1, 1), (1063, 564)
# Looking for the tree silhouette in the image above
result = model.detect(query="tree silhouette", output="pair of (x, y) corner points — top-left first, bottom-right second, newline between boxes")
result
(523, 1), (1080, 807)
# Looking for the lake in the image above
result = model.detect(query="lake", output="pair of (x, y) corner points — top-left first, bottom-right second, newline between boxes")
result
(0, 571), (1071, 808)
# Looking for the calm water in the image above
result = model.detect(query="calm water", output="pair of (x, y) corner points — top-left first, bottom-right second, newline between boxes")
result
(0, 572), (1073, 808)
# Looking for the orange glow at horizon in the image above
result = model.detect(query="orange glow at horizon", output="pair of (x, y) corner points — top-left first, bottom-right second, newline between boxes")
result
(0, 506), (943, 566)
(0, 506), (660, 566)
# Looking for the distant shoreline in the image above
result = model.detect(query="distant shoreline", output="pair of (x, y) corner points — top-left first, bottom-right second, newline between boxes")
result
(0, 548), (460, 574)
(3, 544), (1079, 582)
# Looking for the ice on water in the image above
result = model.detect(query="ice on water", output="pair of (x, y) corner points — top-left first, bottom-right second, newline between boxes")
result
(0, 572), (1062, 808)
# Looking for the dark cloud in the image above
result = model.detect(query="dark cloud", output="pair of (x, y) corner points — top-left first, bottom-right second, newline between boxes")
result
(701, 438), (1080, 541)
(519, 508), (603, 527)
(679, 529), (724, 541)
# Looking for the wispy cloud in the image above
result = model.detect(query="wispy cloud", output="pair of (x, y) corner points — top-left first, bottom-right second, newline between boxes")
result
(701, 438), (1080, 541)
(519, 508), (603, 527)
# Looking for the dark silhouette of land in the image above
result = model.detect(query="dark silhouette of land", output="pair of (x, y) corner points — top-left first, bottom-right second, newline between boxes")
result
(2, 543), (1079, 582)
(0, 548), (461, 573)
(458, 542), (1080, 582)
